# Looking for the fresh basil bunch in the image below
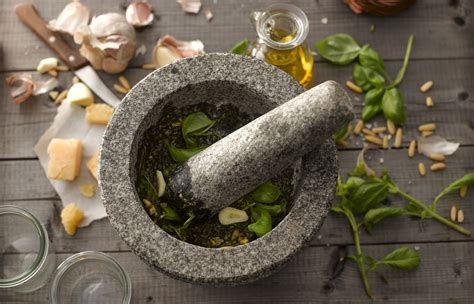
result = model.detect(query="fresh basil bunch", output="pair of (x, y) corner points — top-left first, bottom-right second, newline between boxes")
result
(315, 34), (414, 124)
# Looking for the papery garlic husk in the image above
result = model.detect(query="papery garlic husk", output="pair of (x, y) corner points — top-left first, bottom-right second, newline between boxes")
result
(6, 74), (58, 104)
(344, 0), (416, 16)
(417, 135), (460, 157)
(177, 0), (202, 14)
(152, 35), (204, 68)
(356, 144), (376, 177)
(48, 0), (90, 35)
(126, 0), (154, 27)
(74, 13), (136, 74)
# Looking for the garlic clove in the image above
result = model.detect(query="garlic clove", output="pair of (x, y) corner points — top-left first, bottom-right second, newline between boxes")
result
(218, 207), (249, 225)
(67, 83), (94, 106)
(156, 170), (166, 197)
(48, 0), (90, 35)
(152, 35), (205, 68)
(126, 0), (154, 27)
(155, 46), (182, 67)
(37, 58), (59, 74)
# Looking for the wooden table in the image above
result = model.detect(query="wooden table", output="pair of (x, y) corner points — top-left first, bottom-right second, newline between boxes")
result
(1, 0), (473, 302)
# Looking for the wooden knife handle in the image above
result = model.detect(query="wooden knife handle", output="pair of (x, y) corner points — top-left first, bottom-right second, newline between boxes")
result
(15, 3), (88, 70)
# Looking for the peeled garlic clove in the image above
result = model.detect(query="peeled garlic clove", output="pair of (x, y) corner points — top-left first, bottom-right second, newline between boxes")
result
(218, 207), (249, 225)
(152, 35), (205, 68)
(67, 83), (94, 106)
(156, 170), (166, 197)
(155, 46), (182, 67)
(48, 0), (90, 35)
(37, 58), (59, 74)
(126, 1), (154, 27)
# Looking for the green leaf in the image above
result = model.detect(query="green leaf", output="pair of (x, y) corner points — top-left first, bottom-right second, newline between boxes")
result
(362, 87), (384, 122)
(182, 212), (195, 229)
(167, 144), (207, 163)
(248, 207), (272, 237)
(389, 34), (414, 88)
(347, 179), (390, 214)
(230, 39), (250, 55)
(251, 181), (281, 204)
(377, 247), (420, 270)
(315, 34), (360, 65)
(182, 112), (215, 147)
(363, 207), (406, 233)
(381, 87), (405, 124)
(255, 201), (287, 216)
(159, 204), (181, 221)
(353, 64), (385, 92)
(359, 45), (385, 73)
(333, 123), (349, 141)
(433, 173), (474, 208)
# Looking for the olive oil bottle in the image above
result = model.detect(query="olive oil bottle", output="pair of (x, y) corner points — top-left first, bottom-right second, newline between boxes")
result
(249, 4), (314, 88)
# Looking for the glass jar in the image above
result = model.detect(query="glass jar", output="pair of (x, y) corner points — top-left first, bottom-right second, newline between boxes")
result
(0, 205), (56, 293)
(249, 3), (314, 88)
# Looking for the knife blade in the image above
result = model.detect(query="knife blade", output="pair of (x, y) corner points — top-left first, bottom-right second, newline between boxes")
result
(15, 3), (121, 107)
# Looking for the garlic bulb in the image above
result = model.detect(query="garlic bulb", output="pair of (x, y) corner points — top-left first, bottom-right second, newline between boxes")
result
(48, 0), (90, 35)
(126, 1), (154, 27)
(74, 13), (136, 74)
(344, 0), (416, 16)
(152, 35), (204, 68)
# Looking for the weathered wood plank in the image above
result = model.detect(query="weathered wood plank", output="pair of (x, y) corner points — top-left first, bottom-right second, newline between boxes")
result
(0, 0), (472, 72)
(0, 242), (472, 303)
(1, 58), (473, 158)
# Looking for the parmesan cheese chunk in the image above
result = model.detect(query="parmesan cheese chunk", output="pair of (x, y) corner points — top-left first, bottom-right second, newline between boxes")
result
(61, 203), (84, 236)
(47, 138), (83, 181)
(85, 103), (114, 125)
(87, 149), (99, 181)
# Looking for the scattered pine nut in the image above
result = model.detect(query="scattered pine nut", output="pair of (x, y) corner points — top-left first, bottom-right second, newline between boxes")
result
(118, 75), (131, 90)
(382, 135), (389, 149)
(47, 69), (58, 77)
(428, 154), (445, 161)
(418, 162), (426, 176)
(72, 76), (80, 84)
(55, 89), (68, 104)
(372, 127), (387, 133)
(408, 140), (416, 158)
(418, 123), (436, 132)
(346, 80), (363, 94)
(394, 128), (403, 148)
(460, 185), (467, 198)
(354, 119), (364, 135)
(362, 128), (376, 136)
(421, 131), (434, 137)
(457, 209), (464, 223)
(426, 96), (434, 107)
(113, 83), (129, 94)
(142, 63), (156, 70)
(56, 65), (69, 72)
(365, 135), (383, 146)
(49, 90), (59, 101)
(387, 120), (396, 135)
(450, 205), (457, 222)
(420, 80), (433, 93)
(430, 162), (446, 171)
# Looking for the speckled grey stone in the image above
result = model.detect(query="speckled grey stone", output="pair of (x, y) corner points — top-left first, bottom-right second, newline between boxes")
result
(169, 81), (353, 216)
(100, 53), (345, 285)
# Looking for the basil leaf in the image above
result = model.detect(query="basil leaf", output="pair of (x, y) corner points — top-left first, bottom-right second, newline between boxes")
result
(362, 87), (385, 122)
(359, 45), (385, 73)
(248, 207), (272, 237)
(381, 87), (405, 124)
(377, 247), (420, 270)
(315, 34), (360, 65)
(255, 201), (287, 216)
(363, 207), (405, 234)
(348, 179), (390, 214)
(230, 39), (250, 55)
(160, 203), (181, 221)
(433, 173), (474, 207)
(251, 181), (281, 204)
(167, 144), (207, 163)
(390, 34), (414, 88)
(182, 112), (215, 147)
(333, 123), (349, 141)
(353, 64), (385, 92)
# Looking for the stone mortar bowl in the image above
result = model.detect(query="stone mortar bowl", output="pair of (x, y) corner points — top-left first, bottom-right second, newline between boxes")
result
(100, 53), (337, 285)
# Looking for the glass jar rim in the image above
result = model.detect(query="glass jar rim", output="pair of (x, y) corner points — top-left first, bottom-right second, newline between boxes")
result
(253, 3), (309, 50)
(49, 251), (132, 304)
(0, 205), (49, 288)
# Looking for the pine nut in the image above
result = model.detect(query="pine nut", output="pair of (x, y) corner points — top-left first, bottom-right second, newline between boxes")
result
(418, 162), (426, 176)
(346, 80), (363, 93)
(48, 90), (59, 101)
(421, 131), (433, 137)
(428, 154), (445, 161)
(383, 135), (389, 149)
(387, 120), (396, 135)
(420, 80), (433, 93)
(426, 96), (434, 107)
(365, 135), (383, 145)
(408, 140), (416, 158)
(72, 76), (80, 84)
(450, 205), (457, 222)
(118, 75), (131, 90)
(460, 185), (467, 198)
(142, 63), (156, 70)
(354, 119), (364, 135)
(362, 128), (376, 136)
(457, 209), (464, 223)
(47, 69), (58, 77)
(55, 89), (68, 104)
(430, 162), (446, 171)
(394, 128), (403, 148)
(56, 65), (69, 72)
(418, 123), (436, 132)
(113, 83), (129, 94)
(372, 127), (387, 133)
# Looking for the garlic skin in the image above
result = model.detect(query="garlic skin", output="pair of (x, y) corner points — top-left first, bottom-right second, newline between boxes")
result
(152, 35), (205, 68)
(126, 1), (154, 27)
(177, 0), (202, 14)
(74, 13), (136, 74)
(48, 0), (90, 35)
(6, 74), (58, 104)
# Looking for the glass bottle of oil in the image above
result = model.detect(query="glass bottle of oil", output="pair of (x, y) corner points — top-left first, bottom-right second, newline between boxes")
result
(249, 4), (314, 88)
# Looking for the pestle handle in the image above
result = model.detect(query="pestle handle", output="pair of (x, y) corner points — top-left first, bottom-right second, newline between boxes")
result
(169, 80), (354, 217)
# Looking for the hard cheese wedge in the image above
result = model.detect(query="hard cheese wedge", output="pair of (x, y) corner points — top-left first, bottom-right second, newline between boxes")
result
(85, 103), (114, 125)
(47, 138), (83, 181)
(61, 203), (84, 235)
(87, 149), (99, 181)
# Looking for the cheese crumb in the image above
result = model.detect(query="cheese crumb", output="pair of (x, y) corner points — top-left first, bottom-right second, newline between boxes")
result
(87, 149), (99, 181)
(80, 184), (95, 198)
(61, 203), (84, 236)
(47, 138), (82, 181)
(85, 103), (114, 125)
